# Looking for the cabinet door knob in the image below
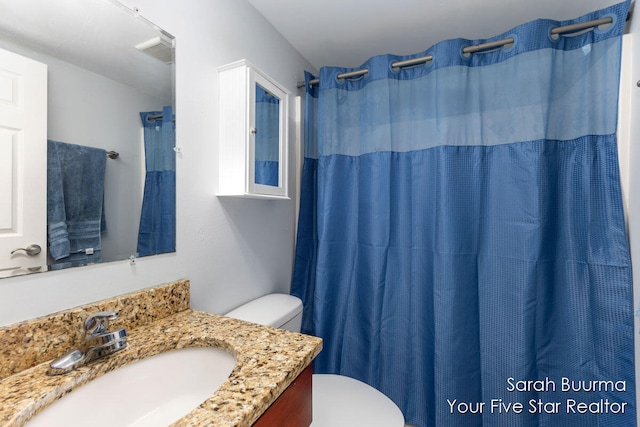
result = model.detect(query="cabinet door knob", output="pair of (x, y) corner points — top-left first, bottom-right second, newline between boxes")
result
(11, 244), (41, 256)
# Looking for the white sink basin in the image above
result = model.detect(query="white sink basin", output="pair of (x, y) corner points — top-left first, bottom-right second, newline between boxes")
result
(26, 347), (236, 427)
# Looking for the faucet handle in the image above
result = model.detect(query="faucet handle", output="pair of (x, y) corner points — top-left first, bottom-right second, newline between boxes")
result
(84, 311), (119, 336)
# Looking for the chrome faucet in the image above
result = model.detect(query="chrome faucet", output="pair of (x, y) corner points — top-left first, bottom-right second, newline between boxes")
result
(47, 311), (127, 375)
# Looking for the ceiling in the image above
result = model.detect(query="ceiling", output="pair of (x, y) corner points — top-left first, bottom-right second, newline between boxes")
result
(247, 0), (625, 71)
(0, 0), (624, 95)
(0, 0), (173, 101)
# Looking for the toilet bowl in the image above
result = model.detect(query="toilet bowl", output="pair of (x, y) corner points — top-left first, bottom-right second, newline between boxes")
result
(225, 294), (405, 427)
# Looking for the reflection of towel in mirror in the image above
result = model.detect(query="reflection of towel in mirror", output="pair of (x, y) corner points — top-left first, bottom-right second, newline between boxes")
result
(47, 140), (106, 265)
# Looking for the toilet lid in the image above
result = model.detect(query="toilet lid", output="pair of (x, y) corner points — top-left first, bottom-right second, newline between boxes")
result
(311, 374), (405, 427)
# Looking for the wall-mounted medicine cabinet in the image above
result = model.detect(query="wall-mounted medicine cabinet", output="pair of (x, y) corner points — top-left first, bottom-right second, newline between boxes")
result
(217, 59), (289, 199)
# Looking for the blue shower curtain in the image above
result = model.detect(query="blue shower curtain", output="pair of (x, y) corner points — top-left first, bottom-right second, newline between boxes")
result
(291, 2), (635, 427)
(137, 106), (176, 257)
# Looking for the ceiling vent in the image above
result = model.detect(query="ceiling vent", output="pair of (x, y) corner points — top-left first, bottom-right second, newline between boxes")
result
(135, 37), (174, 64)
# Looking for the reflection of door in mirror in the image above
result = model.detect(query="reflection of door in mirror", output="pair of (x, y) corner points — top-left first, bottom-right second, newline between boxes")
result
(0, 47), (47, 278)
(254, 84), (280, 187)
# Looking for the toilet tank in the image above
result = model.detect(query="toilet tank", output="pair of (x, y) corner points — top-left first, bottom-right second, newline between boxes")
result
(224, 294), (303, 332)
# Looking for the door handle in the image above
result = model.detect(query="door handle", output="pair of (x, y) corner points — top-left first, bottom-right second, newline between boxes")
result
(11, 244), (42, 256)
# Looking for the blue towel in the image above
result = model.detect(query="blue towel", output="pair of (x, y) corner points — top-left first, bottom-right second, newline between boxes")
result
(47, 140), (107, 266)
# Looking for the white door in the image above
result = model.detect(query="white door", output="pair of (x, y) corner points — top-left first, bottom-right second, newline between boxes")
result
(0, 47), (47, 278)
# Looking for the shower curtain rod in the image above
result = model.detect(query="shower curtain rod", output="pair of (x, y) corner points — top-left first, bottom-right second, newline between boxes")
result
(296, 16), (615, 89)
(147, 113), (176, 122)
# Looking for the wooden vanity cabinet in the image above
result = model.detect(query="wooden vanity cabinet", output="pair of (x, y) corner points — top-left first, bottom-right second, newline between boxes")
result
(253, 364), (312, 427)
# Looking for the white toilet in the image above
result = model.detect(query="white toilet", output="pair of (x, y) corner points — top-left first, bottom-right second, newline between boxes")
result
(225, 293), (405, 427)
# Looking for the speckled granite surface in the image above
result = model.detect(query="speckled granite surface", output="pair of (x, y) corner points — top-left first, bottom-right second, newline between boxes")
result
(0, 281), (322, 426)
(0, 279), (190, 379)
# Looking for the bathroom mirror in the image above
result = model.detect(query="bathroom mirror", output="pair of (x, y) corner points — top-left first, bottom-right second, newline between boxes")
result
(0, 0), (175, 277)
(254, 84), (281, 187)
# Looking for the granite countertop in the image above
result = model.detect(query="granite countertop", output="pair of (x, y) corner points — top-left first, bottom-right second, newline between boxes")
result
(0, 309), (323, 426)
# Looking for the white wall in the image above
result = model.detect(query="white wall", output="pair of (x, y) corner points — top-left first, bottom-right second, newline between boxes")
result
(0, 0), (316, 326)
(624, 11), (640, 427)
(616, 30), (638, 426)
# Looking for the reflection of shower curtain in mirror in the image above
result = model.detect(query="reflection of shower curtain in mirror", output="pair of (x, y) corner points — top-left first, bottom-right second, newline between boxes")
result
(137, 106), (175, 257)
(254, 84), (280, 186)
